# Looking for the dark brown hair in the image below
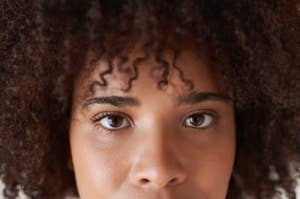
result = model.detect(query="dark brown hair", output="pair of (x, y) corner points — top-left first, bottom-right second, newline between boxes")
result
(0, 0), (299, 198)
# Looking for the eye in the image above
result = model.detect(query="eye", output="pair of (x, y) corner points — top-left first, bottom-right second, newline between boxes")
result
(96, 114), (130, 130)
(184, 112), (217, 129)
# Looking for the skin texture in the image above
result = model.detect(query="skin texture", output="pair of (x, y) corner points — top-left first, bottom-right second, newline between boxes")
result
(69, 49), (236, 199)
(1, 1), (299, 198)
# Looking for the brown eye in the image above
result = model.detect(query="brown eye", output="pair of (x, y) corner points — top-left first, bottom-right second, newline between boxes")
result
(99, 115), (130, 130)
(190, 114), (204, 126)
(184, 112), (215, 129)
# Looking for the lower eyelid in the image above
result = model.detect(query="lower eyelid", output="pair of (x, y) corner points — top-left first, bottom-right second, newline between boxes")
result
(91, 110), (220, 132)
(91, 112), (134, 133)
(183, 112), (220, 128)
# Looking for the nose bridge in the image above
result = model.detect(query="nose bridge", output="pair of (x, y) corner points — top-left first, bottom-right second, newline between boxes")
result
(140, 126), (175, 167)
(137, 113), (178, 166)
(129, 121), (187, 189)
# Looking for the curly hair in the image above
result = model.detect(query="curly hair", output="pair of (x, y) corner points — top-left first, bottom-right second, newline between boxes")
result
(0, 0), (299, 198)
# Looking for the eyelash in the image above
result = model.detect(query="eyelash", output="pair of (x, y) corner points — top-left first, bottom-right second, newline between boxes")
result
(91, 111), (132, 134)
(182, 110), (220, 130)
(91, 110), (220, 133)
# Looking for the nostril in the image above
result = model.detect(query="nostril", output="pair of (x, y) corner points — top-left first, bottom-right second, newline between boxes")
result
(140, 178), (150, 184)
(168, 178), (178, 185)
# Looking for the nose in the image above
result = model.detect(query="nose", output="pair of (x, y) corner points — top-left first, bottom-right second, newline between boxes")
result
(129, 133), (187, 189)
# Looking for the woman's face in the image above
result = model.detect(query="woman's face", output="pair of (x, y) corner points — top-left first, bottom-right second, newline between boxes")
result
(69, 49), (236, 199)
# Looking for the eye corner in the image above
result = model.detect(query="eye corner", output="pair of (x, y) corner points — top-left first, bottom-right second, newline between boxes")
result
(91, 111), (134, 132)
(182, 110), (220, 129)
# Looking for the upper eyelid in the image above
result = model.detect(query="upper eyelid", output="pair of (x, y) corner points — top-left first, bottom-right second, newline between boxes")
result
(91, 109), (219, 123)
(183, 109), (220, 119)
(91, 111), (134, 126)
(184, 109), (220, 118)
(92, 111), (127, 119)
(187, 112), (215, 119)
(181, 110), (220, 127)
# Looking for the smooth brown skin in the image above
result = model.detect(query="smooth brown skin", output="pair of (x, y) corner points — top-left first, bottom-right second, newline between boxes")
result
(69, 49), (236, 199)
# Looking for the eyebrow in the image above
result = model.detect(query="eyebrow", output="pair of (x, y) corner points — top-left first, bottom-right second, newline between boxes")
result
(82, 92), (232, 109)
(83, 96), (140, 108)
(176, 91), (233, 105)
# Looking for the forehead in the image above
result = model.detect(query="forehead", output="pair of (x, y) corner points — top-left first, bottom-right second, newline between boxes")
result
(73, 48), (224, 103)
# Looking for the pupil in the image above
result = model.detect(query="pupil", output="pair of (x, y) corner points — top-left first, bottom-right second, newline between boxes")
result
(190, 114), (204, 125)
(107, 116), (123, 127)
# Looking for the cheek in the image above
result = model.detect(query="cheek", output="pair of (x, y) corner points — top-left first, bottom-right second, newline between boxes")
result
(69, 107), (236, 199)
(190, 122), (236, 198)
(69, 121), (131, 198)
